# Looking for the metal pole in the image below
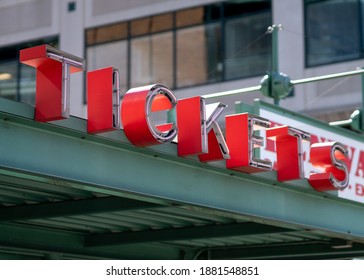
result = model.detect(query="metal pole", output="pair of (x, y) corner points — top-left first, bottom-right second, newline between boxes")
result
(202, 85), (262, 99)
(362, 73), (364, 129)
(203, 68), (364, 100)
(291, 68), (364, 85)
(268, 24), (282, 105)
(271, 26), (279, 77)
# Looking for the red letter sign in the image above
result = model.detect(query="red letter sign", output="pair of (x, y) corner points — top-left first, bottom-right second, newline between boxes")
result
(226, 113), (272, 173)
(308, 142), (349, 191)
(121, 84), (177, 147)
(20, 44), (85, 122)
(177, 96), (205, 156)
(177, 96), (229, 161)
(87, 67), (121, 134)
(266, 125), (310, 181)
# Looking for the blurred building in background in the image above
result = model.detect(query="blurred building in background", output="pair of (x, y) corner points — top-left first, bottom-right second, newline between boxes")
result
(0, 0), (362, 122)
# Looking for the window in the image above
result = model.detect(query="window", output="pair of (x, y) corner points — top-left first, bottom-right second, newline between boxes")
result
(86, 22), (128, 45)
(0, 59), (17, 101)
(225, 12), (271, 79)
(305, 0), (362, 66)
(131, 32), (173, 88)
(176, 23), (222, 87)
(86, 1), (272, 91)
(87, 41), (128, 95)
(0, 37), (58, 104)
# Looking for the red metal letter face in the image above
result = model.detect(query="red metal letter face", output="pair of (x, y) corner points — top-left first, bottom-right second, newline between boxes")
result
(226, 113), (272, 173)
(20, 45), (84, 122)
(177, 96), (205, 156)
(87, 67), (121, 134)
(121, 84), (177, 147)
(308, 142), (349, 191)
(266, 125), (310, 181)
(177, 97), (229, 161)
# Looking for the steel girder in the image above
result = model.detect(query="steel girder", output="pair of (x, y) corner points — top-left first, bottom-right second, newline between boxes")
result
(0, 99), (364, 246)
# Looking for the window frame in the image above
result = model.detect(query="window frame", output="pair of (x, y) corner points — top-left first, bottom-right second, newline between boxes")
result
(85, 1), (272, 91)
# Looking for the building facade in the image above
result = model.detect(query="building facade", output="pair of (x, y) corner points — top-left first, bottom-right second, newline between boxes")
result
(0, 0), (363, 122)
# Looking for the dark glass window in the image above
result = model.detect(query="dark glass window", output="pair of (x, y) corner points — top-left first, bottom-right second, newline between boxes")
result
(225, 10), (271, 79)
(0, 37), (58, 104)
(305, 0), (361, 66)
(224, 1), (271, 17)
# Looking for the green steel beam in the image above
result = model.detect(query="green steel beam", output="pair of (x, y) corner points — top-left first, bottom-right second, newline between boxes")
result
(1, 99), (364, 244)
(0, 223), (115, 259)
(209, 241), (364, 260)
(0, 173), (96, 199)
(0, 223), (184, 259)
(84, 222), (294, 247)
(0, 251), (43, 260)
(0, 196), (163, 222)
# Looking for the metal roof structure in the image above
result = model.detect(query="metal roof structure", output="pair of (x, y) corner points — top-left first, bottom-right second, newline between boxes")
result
(0, 97), (364, 260)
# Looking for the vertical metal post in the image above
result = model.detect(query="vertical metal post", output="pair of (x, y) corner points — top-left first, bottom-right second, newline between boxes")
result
(271, 25), (279, 77)
(172, 12), (177, 89)
(270, 24), (281, 106)
(361, 73), (364, 130)
(127, 22), (131, 90)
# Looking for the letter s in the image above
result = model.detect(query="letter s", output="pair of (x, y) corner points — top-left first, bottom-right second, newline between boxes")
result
(308, 142), (349, 191)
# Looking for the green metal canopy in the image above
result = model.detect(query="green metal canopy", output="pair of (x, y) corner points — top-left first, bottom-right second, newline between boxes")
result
(0, 98), (363, 259)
